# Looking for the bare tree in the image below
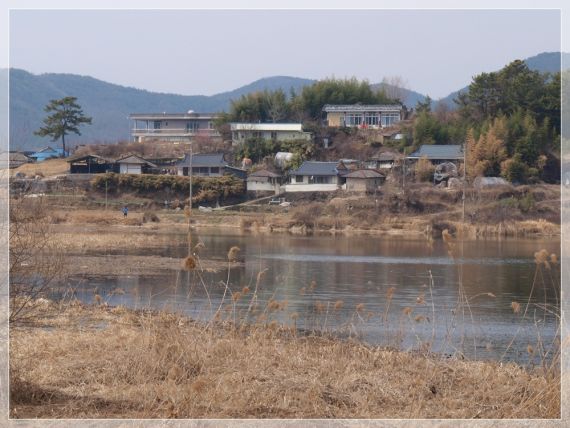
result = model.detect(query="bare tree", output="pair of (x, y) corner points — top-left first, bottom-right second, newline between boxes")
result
(380, 76), (409, 104)
(9, 198), (65, 323)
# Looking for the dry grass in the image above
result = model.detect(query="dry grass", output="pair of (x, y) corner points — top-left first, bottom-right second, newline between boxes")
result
(11, 158), (69, 178)
(10, 301), (560, 419)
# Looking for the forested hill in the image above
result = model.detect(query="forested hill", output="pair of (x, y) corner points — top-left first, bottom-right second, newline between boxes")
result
(6, 71), (315, 150)
(437, 52), (569, 108)
(4, 51), (567, 151)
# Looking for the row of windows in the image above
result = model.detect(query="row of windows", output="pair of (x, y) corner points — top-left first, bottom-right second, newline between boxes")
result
(342, 112), (400, 127)
(293, 176), (332, 184)
(151, 121), (213, 130)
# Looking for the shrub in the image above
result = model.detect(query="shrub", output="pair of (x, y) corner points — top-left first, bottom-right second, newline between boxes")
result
(143, 212), (160, 223)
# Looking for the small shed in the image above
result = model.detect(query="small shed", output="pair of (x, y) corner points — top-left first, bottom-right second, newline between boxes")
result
(115, 154), (157, 174)
(9, 152), (31, 169)
(344, 169), (385, 193)
(367, 151), (401, 170)
(67, 154), (114, 174)
(247, 169), (283, 194)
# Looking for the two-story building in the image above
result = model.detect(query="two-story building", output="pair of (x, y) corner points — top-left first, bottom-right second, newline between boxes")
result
(130, 111), (221, 142)
(323, 104), (403, 128)
(230, 123), (311, 146)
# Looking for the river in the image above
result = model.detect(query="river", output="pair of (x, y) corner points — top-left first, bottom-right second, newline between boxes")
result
(63, 230), (560, 365)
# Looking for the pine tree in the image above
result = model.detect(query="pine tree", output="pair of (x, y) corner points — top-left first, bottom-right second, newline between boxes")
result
(35, 97), (92, 156)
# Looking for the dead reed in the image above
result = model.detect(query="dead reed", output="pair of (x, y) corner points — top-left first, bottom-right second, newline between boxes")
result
(9, 301), (560, 419)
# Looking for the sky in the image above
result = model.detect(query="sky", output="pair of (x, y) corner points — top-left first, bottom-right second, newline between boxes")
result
(6, 8), (562, 99)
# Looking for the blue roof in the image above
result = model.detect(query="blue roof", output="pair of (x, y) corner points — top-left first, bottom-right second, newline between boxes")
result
(29, 147), (65, 160)
(176, 153), (228, 168)
(408, 145), (463, 160)
(290, 161), (346, 176)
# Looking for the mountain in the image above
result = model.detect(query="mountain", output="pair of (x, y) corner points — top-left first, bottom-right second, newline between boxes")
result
(436, 52), (569, 109)
(6, 70), (314, 151)
(370, 83), (427, 110)
(5, 51), (568, 150)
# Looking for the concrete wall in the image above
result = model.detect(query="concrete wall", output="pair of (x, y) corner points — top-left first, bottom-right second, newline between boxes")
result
(232, 130), (311, 145)
(346, 177), (382, 192)
(247, 181), (281, 194)
(119, 163), (142, 174)
(284, 183), (340, 192)
(326, 112), (343, 127)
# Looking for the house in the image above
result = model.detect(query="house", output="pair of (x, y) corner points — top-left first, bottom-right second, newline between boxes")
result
(67, 154), (114, 174)
(176, 153), (227, 177)
(130, 111), (221, 142)
(247, 169), (284, 195)
(115, 154), (157, 175)
(230, 123), (311, 145)
(285, 161), (348, 192)
(29, 146), (64, 162)
(9, 152), (31, 169)
(345, 169), (385, 193)
(366, 150), (402, 170)
(407, 145), (464, 164)
(323, 104), (403, 128)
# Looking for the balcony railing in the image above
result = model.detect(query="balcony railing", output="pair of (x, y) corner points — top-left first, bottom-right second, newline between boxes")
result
(132, 128), (220, 136)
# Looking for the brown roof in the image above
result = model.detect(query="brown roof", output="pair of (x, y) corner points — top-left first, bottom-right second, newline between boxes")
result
(344, 169), (385, 179)
(248, 169), (280, 178)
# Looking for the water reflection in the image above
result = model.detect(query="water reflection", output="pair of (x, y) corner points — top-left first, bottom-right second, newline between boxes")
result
(63, 231), (560, 365)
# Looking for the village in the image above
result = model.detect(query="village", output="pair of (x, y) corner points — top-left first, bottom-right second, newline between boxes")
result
(8, 104), (498, 203)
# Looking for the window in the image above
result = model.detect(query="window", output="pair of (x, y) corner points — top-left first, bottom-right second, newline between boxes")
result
(192, 167), (209, 175)
(381, 112), (401, 127)
(271, 131), (277, 140)
(345, 114), (363, 126)
(365, 114), (379, 126)
(210, 167), (220, 174)
(153, 121), (161, 129)
(187, 122), (199, 132)
(295, 175), (303, 183)
(309, 176), (331, 184)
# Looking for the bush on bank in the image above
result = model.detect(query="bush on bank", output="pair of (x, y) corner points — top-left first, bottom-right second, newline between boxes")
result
(91, 173), (245, 204)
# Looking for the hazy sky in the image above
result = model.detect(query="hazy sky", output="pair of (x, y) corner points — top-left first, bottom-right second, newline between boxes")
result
(8, 8), (562, 99)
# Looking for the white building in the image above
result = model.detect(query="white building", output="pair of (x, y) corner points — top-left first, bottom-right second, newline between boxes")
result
(130, 111), (221, 142)
(285, 161), (348, 193)
(230, 123), (311, 145)
(323, 104), (403, 128)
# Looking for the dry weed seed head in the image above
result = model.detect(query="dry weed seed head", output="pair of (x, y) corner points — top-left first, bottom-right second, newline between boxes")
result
(182, 255), (197, 271)
(227, 246), (241, 262)
(511, 301), (521, 314)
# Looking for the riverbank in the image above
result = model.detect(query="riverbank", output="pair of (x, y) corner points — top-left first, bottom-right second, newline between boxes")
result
(25, 179), (556, 238)
(10, 300), (560, 419)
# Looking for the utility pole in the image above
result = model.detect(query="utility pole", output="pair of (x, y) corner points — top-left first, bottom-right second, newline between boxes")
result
(105, 170), (109, 211)
(187, 146), (193, 247)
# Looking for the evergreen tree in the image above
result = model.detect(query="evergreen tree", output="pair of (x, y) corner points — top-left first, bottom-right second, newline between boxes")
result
(35, 97), (92, 156)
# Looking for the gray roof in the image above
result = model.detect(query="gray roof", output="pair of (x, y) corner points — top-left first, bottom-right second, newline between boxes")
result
(249, 169), (281, 178)
(176, 153), (228, 168)
(290, 161), (346, 177)
(408, 145), (463, 160)
(115, 154), (157, 168)
(344, 169), (385, 179)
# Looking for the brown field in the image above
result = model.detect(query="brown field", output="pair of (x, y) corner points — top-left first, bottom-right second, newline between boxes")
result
(10, 301), (560, 419)
(11, 158), (69, 178)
